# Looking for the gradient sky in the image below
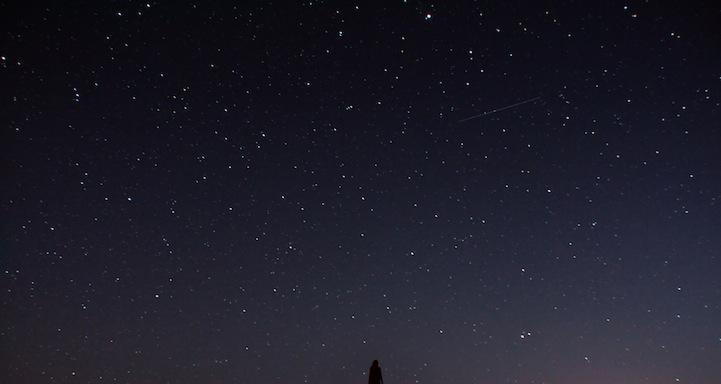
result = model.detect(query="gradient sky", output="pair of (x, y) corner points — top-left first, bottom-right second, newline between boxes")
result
(2, 1), (721, 383)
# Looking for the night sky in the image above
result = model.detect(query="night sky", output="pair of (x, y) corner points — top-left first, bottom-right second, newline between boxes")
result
(2, 1), (721, 383)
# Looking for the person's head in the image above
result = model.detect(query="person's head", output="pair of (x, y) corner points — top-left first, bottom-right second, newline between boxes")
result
(372, 360), (379, 367)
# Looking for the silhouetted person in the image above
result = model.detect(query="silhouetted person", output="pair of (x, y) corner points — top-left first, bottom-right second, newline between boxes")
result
(368, 360), (383, 384)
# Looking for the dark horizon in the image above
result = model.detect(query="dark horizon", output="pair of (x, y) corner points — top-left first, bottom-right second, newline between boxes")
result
(2, 1), (721, 383)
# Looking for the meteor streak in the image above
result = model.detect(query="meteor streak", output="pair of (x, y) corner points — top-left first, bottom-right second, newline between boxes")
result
(458, 96), (541, 122)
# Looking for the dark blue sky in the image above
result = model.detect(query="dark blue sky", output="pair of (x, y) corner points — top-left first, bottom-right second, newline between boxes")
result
(2, 1), (720, 383)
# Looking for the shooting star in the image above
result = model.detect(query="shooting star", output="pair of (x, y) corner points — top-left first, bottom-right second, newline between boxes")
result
(458, 96), (541, 123)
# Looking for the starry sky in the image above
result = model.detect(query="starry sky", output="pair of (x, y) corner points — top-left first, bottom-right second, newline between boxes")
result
(2, 1), (721, 383)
